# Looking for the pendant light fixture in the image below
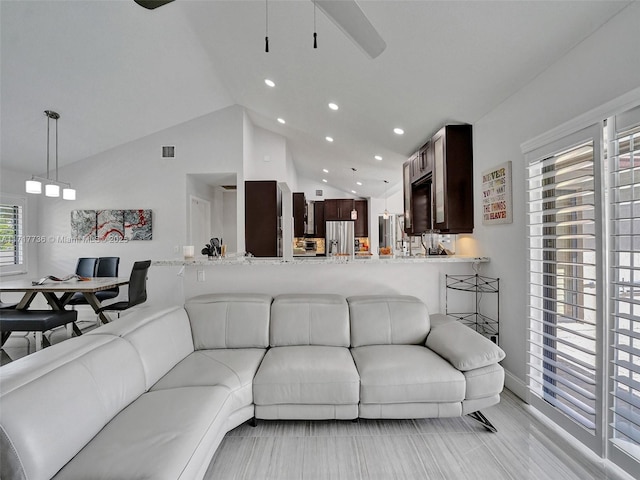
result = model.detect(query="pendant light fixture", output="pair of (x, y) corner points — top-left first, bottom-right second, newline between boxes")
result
(25, 110), (76, 200)
(313, 1), (318, 49)
(350, 168), (358, 220)
(383, 180), (389, 219)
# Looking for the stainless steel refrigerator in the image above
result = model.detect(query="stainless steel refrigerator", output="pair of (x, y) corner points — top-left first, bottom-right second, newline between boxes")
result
(325, 221), (355, 257)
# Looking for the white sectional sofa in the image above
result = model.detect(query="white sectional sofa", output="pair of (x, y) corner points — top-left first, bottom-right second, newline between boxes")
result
(0, 293), (505, 480)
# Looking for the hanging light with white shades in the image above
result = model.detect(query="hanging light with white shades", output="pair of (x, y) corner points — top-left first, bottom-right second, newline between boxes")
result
(25, 110), (76, 200)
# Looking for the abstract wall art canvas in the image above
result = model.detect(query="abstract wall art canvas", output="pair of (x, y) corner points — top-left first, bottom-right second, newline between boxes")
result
(71, 209), (152, 241)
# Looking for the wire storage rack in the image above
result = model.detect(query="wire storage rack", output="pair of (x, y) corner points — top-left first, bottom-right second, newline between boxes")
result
(445, 274), (499, 344)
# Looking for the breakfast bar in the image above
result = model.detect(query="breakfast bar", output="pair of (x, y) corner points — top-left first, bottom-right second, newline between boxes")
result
(152, 256), (489, 316)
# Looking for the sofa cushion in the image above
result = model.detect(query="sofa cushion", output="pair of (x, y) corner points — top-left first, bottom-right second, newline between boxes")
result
(351, 344), (466, 404)
(425, 314), (506, 371)
(150, 348), (267, 410)
(89, 306), (195, 390)
(54, 386), (232, 480)
(0, 335), (145, 480)
(270, 294), (350, 347)
(253, 346), (359, 405)
(348, 295), (430, 347)
(185, 293), (272, 349)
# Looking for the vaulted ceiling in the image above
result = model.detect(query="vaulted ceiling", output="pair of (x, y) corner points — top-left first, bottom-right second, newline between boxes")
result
(0, 0), (630, 197)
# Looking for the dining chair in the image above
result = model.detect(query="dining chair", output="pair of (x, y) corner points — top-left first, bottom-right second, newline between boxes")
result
(75, 257), (98, 278)
(68, 257), (120, 307)
(96, 260), (151, 318)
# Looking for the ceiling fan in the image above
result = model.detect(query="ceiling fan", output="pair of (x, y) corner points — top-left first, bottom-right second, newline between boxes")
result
(134, 0), (386, 59)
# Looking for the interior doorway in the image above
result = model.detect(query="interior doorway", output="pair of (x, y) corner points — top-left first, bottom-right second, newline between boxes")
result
(189, 195), (211, 249)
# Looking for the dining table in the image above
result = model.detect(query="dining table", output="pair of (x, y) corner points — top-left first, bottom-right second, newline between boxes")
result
(0, 276), (130, 328)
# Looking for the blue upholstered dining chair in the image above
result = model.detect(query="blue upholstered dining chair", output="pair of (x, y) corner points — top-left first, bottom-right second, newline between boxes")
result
(75, 257), (98, 278)
(68, 257), (120, 307)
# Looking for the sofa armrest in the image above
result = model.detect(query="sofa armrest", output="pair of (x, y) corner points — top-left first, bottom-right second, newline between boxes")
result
(425, 314), (505, 371)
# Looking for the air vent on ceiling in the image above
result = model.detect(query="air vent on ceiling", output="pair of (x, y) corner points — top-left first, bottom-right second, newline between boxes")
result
(161, 145), (176, 159)
(316, 190), (323, 197)
(221, 185), (237, 190)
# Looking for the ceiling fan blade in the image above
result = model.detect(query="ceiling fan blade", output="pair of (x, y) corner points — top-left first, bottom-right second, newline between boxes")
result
(134, 0), (175, 10)
(315, 0), (386, 59)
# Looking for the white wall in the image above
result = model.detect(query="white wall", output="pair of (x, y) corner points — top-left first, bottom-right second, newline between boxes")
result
(470, 1), (640, 396)
(297, 177), (360, 202)
(244, 122), (297, 187)
(222, 190), (237, 252)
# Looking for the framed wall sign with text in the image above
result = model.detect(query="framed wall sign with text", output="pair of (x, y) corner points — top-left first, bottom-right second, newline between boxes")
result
(482, 161), (512, 225)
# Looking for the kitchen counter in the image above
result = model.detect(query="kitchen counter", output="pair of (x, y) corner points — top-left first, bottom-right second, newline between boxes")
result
(153, 255), (489, 266)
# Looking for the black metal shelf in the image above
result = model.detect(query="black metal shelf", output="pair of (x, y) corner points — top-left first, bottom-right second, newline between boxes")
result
(445, 274), (499, 344)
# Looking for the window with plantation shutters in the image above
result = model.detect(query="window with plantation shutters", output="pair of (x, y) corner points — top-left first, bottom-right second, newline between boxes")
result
(525, 99), (640, 476)
(0, 197), (25, 274)
(526, 125), (603, 452)
(609, 118), (640, 464)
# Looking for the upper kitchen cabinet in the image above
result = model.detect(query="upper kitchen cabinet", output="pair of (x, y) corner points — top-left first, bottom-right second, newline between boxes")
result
(245, 181), (283, 257)
(293, 192), (306, 237)
(313, 201), (325, 237)
(411, 180), (431, 235)
(354, 200), (368, 237)
(324, 199), (355, 221)
(410, 142), (432, 184)
(432, 124), (473, 233)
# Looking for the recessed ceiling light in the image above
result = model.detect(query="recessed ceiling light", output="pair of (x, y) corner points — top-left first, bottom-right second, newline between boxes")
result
(351, 190), (357, 194)
(356, 181), (362, 186)
(393, 127), (405, 135)
(322, 179), (328, 183)
(328, 102), (339, 111)
(277, 118), (286, 124)
(374, 155), (383, 161)
(264, 79), (276, 87)
(322, 168), (329, 173)
(325, 136), (334, 143)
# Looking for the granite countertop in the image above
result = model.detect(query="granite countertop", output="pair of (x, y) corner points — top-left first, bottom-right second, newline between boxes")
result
(153, 255), (489, 266)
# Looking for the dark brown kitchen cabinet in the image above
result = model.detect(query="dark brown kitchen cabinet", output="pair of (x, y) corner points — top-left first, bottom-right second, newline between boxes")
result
(411, 180), (432, 235)
(410, 143), (432, 184)
(314, 201), (325, 237)
(432, 124), (473, 233)
(245, 180), (282, 257)
(408, 152), (420, 184)
(354, 200), (368, 237)
(419, 141), (433, 178)
(324, 199), (354, 221)
(403, 124), (473, 235)
(403, 160), (413, 234)
(293, 192), (306, 237)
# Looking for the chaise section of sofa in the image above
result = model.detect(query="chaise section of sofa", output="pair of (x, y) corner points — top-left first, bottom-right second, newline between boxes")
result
(253, 294), (360, 420)
(55, 305), (233, 479)
(155, 293), (273, 429)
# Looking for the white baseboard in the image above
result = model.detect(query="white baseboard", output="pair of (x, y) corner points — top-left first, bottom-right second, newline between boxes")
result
(504, 369), (528, 402)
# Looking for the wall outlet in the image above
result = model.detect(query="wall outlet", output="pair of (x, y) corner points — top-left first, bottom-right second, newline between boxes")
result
(197, 270), (205, 282)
